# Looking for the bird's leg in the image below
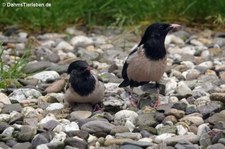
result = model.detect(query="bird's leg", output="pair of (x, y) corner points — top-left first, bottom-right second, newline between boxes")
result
(154, 82), (160, 108)
(92, 103), (104, 112)
(127, 87), (138, 107)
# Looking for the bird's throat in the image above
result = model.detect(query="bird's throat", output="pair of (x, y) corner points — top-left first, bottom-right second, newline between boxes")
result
(144, 44), (166, 60)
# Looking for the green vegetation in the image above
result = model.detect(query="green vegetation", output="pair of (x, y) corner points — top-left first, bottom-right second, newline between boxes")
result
(0, 0), (225, 31)
(0, 45), (30, 88)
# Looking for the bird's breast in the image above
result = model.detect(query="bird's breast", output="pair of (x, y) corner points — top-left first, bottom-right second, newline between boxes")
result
(127, 52), (167, 82)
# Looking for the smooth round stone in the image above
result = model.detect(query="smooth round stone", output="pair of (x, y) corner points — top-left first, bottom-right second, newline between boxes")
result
(164, 134), (199, 146)
(218, 138), (225, 146)
(70, 111), (92, 121)
(16, 126), (37, 142)
(0, 122), (10, 133)
(171, 102), (187, 111)
(50, 132), (67, 143)
(42, 120), (59, 131)
(114, 110), (138, 125)
(0, 114), (11, 122)
(176, 81), (192, 97)
(0, 93), (11, 104)
(199, 133), (212, 148)
(22, 61), (53, 74)
(9, 88), (42, 102)
(155, 133), (175, 143)
(64, 122), (80, 132)
(210, 93), (225, 102)
(137, 113), (157, 127)
(31, 134), (49, 148)
(176, 125), (188, 135)
(12, 142), (32, 149)
(39, 113), (57, 125)
(174, 140), (199, 149)
(81, 120), (115, 134)
(1, 104), (22, 114)
(207, 143), (225, 149)
(185, 69), (200, 80)
(70, 35), (93, 47)
(64, 137), (87, 149)
(157, 126), (177, 135)
(198, 61), (213, 69)
(2, 126), (14, 136)
(197, 101), (223, 118)
(31, 71), (60, 82)
(22, 107), (39, 118)
(36, 144), (49, 149)
(120, 144), (143, 149)
(180, 114), (204, 126)
(115, 132), (142, 140)
(55, 41), (73, 51)
(163, 115), (177, 124)
(46, 103), (64, 111)
(164, 108), (185, 119)
(186, 105), (198, 114)
(66, 130), (89, 140)
(110, 126), (130, 135)
(104, 138), (133, 146)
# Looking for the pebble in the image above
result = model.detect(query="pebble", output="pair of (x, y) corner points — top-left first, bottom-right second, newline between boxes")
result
(165, 108), (185, 119)
(120, 144), (143, 149)
(164, 134), (199, 146)
(64, 122), (80, 132)
(0, 93), (11, 104)
(12, 142), (32, 149)
(1, 103), (22, 114)
(46, 103), (64, 111)
(64, 137), (87, 149)
(155, 133), (176, 143)
(70, 110), (92, 121)
(22, 61), (53, 73)
(207, 143), (225, 149)
(70, 35), (93, 47)
(81, 120), (115, 134)
(114, 110), (138, 125)
(55, 41), (73, 51)
(137, 113), (157, 127)
(180, 114), (204, 126)
(210, 93), (225, 102)
(9, 88), (42, 102)
(31, 71), (60, 82)
(176, 81), (192, 97)
(104, 138), (133, 146)
(115, 132), (142, 140)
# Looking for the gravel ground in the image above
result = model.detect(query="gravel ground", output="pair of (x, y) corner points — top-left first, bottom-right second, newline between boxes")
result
(1, 26), (225, 149)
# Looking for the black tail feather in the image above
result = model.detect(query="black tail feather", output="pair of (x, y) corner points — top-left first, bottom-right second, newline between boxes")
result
(119, 80), (130, 87)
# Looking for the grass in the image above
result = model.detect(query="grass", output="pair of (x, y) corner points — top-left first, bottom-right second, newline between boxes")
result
(0, 44), (30, 88)
(0, 0), (225, 32)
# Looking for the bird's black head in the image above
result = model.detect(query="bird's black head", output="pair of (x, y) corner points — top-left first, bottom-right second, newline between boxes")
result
(138, 23), (180, 46)
(138, 23), (180, 60)
(67, 60), (96, 96)
(67, 60), (91, 75)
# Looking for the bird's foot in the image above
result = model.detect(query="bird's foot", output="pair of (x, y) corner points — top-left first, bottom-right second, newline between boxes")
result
(129, 95), (138, 107)
(153, 99), (160, 108)
(92, 103), (104, 112)
(153, 89), (160, 108)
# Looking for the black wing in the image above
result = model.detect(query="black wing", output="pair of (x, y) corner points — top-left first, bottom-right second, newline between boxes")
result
(119, 46), (138, 87)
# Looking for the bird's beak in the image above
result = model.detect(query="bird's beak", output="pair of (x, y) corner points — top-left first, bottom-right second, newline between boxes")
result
(87, 66), (93, 71)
